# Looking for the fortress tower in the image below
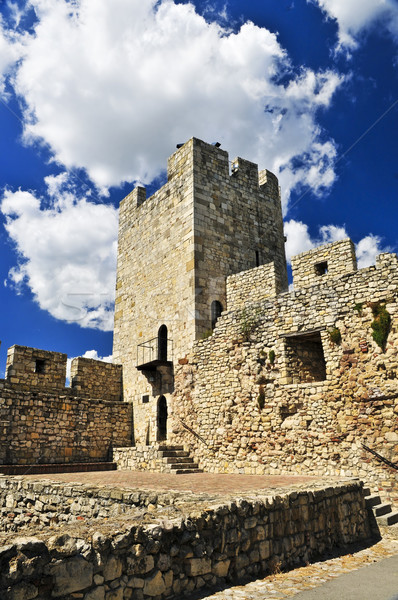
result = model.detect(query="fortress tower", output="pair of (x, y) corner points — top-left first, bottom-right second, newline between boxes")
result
(112, 138), (288, 443)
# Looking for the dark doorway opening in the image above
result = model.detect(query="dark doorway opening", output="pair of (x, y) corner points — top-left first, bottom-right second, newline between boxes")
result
(158, 325), (168, 361)
(211, 300), (223, 330)
(157, 396), (168, 441)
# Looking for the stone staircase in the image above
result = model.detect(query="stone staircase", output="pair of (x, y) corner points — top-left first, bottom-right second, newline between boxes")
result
(364, 487), (398, 530)
(158, 445), (203, 474)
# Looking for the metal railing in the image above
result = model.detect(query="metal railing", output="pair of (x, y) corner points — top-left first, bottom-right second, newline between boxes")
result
(137, 336), (173, 367)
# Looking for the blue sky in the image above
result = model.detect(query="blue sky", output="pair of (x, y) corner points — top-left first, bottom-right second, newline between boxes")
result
(0, 0), (397, 372)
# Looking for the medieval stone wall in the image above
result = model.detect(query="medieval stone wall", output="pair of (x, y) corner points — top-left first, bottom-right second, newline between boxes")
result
(0, 481), (370, 600)
(226, 262), (281, 311)
(169, 244), (398, 502)
(70, 356), (122, 402)
(113, 138), (288, 445)
(0, 382), (133, 464)
(0, 346), (131, 465)
(5, 346), (67, 391)
(291, 238), (357, 289)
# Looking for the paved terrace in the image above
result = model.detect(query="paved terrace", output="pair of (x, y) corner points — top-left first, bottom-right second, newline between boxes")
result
(24, 470), (325, 494)
(6, 471), (398, 598)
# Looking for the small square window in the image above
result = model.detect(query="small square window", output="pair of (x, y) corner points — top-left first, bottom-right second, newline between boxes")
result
(142, 395), (149, 404)
(314, 261), (328, 276)
(35, 359), (46, 374)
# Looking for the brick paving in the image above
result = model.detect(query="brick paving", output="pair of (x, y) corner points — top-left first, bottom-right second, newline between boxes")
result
(24, 470), (325, 494)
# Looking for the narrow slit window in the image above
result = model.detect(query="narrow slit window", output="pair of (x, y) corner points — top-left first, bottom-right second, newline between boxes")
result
(255, 250), (260, 267)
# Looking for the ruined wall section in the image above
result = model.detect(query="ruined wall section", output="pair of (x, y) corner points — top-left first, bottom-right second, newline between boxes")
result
(291, 238), (357, 289)
(226, 262), (281, 311)
(170, 248), (398, 502)
(5, 346), (67, 391)
(1, 481), (370, 600)
(70, 357), (122, 402)
(192, 140), (288, 337)
(0, 383), (132, 464)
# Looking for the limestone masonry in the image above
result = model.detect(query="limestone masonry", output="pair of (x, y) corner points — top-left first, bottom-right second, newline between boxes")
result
(0, 136), (397, 499)
(0, 136), (397, 598)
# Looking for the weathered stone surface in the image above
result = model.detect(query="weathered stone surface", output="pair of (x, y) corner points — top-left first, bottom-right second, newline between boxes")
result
(185, 558), (212, 576)
(84, 587), (105, 600)
(103, 556), (123, 581)
(143, 570), (166, 597)
(0, 482), (371, 600)
(49, 556), (93, 597)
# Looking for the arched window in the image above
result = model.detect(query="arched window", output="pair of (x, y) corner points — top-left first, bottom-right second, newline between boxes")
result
(158, 325), (168, 361)
(211, 301), (223, 330)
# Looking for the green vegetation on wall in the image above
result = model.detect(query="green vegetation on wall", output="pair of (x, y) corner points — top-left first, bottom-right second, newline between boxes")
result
(370, 302), (391, 351)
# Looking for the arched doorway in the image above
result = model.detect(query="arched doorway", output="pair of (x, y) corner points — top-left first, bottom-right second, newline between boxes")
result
(157, 396), (168, 441)
(158, 325), (168, 361)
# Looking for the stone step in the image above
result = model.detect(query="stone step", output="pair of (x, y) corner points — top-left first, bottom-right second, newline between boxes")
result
(170, 468), (204, 475)
(164, 456), (194, 464)
(158, 445), (184, 452)
(365, 494), (382, 508)
(159, 450), (190, 458)
(362, 487), (371, 497)
(376, 511), (398, 527)
(372, 503), (392, 517)
(169, 462), (200, 470)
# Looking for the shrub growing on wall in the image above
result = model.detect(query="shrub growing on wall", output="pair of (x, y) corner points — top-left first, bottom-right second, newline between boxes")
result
(370, 302), (391, 351)
(328, 327), (342, 345)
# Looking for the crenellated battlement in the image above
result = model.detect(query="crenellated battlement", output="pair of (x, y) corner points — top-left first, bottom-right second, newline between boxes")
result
(2, 344), (122, 401)
(291, 238), (357, 289)
(5, 345), (67, 391)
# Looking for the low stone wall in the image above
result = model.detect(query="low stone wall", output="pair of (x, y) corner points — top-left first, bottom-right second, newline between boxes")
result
(0, 383), (133, 464)
(0, 476), (182, 534)
(113, 445), (172, 472)
(0, 480), (371, 600)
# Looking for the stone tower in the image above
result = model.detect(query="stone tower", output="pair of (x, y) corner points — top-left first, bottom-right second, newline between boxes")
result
(112, 137), (288, 443)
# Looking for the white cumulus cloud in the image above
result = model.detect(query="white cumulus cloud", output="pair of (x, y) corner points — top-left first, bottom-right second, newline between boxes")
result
(284, 219), (387, 267)
(1, 174), (118, 330)
(3, 0), (344, 205)
(310, 0), (398, 53)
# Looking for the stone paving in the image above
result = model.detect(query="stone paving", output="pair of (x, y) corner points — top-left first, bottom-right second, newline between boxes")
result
(24, 469), (325, 493)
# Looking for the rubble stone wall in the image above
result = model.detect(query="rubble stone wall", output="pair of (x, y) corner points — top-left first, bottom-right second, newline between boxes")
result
(0, 382), (133, 464)
(291, 238), (357, 289)
(170, 247), (398, 503)
(226, 262), (281, 311)
(70, 357), (123, 402)
(5, 346), (67, 391)
(0, 481), (371, 600)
